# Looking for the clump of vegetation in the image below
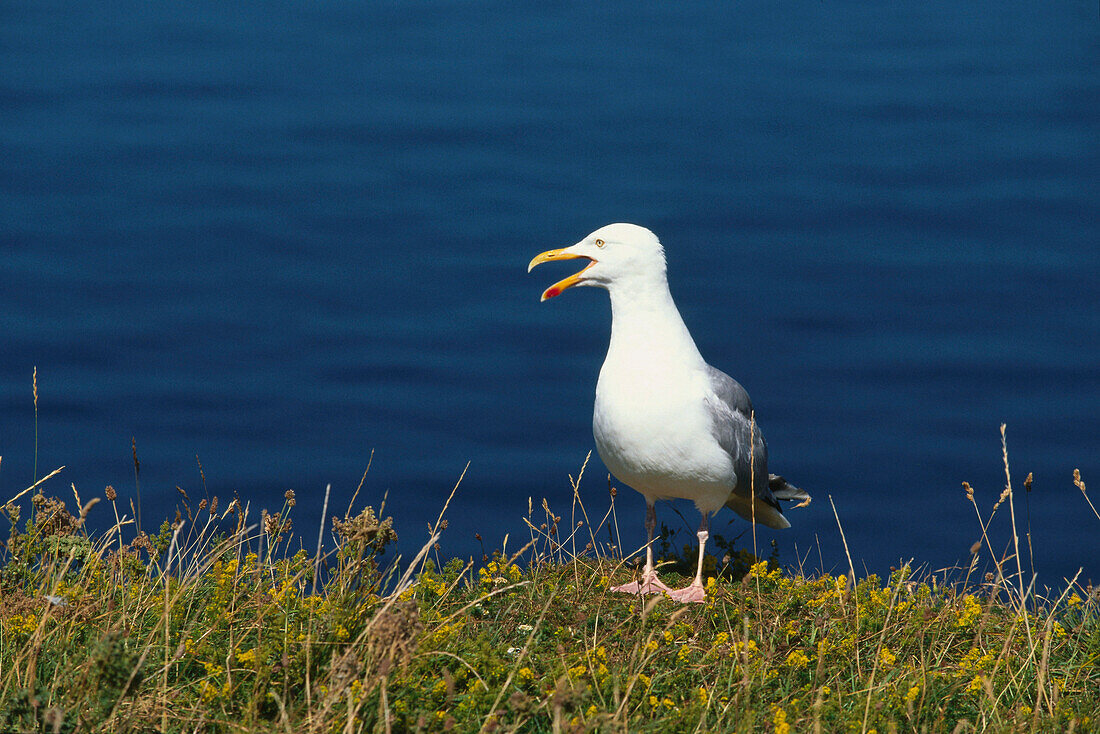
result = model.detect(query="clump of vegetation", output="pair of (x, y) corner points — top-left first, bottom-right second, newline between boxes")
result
(1, 398), (1097, 732)
(0, 454), (1096, 733)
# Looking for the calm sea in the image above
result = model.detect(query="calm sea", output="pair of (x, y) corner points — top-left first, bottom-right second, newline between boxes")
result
(2, 0), (1097, 584)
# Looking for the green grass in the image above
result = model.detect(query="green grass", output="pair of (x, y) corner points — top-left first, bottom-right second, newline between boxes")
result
(0, 444), (1097, 733)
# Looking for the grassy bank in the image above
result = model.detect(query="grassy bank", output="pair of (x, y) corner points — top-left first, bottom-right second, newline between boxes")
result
(0, 456), (1097, 733)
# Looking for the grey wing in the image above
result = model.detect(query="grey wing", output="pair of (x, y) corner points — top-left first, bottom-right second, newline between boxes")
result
(706, 365), (812, 528)
(704, 366), (776, 507)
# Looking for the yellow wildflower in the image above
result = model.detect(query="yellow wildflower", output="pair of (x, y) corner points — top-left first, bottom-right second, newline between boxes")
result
(956, 595), (983, 627)
(4, 614), (38, 636)
(426, 621), (460, 646)
(350, 680), (366, 704)
(773, 706), (791, 734)
(957, 647), (994, 677)
(478, 560), (523, 587)
(784, 649), (810, 669)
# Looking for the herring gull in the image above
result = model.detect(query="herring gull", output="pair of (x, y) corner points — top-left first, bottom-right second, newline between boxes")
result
(528, 223), (811, 603)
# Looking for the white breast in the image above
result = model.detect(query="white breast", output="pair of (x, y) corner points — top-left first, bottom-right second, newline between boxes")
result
(593, 354), (735, 513)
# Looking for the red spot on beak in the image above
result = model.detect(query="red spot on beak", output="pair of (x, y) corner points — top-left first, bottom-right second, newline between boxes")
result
(544, 286), (561, 299)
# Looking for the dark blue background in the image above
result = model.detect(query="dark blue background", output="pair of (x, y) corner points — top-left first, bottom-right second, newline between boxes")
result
(2, 0), (1097, 584)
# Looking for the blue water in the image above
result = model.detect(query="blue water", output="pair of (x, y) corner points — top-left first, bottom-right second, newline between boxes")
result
(2, 1), (1098, 585)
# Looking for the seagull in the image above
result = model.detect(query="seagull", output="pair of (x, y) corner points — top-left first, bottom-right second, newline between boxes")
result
(528, 223), (811, 603)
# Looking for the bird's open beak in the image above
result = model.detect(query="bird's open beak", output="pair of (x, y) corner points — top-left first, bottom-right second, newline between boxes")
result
(527, 249), (595, 302)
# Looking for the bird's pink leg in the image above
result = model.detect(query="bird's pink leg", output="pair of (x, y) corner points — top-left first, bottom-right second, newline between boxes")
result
(668, 514), (710, 604)
(611, 503), (674, 595)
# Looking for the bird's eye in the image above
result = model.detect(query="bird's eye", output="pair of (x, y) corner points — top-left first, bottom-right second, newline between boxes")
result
(595, 239), (605, 247)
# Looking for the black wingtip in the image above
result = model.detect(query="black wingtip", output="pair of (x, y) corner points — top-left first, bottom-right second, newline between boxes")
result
(768, 474), (812, 505)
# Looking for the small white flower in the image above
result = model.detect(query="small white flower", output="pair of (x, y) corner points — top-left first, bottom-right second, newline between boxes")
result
(517, 624), (534, 633)
(506, 647), (520, 656)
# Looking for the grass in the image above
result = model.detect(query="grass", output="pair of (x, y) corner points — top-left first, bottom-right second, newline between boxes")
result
(0, 436), (1097, 732)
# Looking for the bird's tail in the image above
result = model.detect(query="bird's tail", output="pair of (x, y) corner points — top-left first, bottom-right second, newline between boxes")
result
(725, 474), (812, 529)
(768, 474), (812, 508)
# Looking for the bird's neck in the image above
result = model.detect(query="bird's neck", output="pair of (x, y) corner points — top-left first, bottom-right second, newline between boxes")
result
(606, 280), (704, 368)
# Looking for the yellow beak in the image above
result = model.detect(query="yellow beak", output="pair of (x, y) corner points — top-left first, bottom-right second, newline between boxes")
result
(527, 249), (595, 302)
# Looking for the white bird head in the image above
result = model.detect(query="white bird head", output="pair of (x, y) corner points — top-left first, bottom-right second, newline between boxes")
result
(528, 223), (667, 302)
